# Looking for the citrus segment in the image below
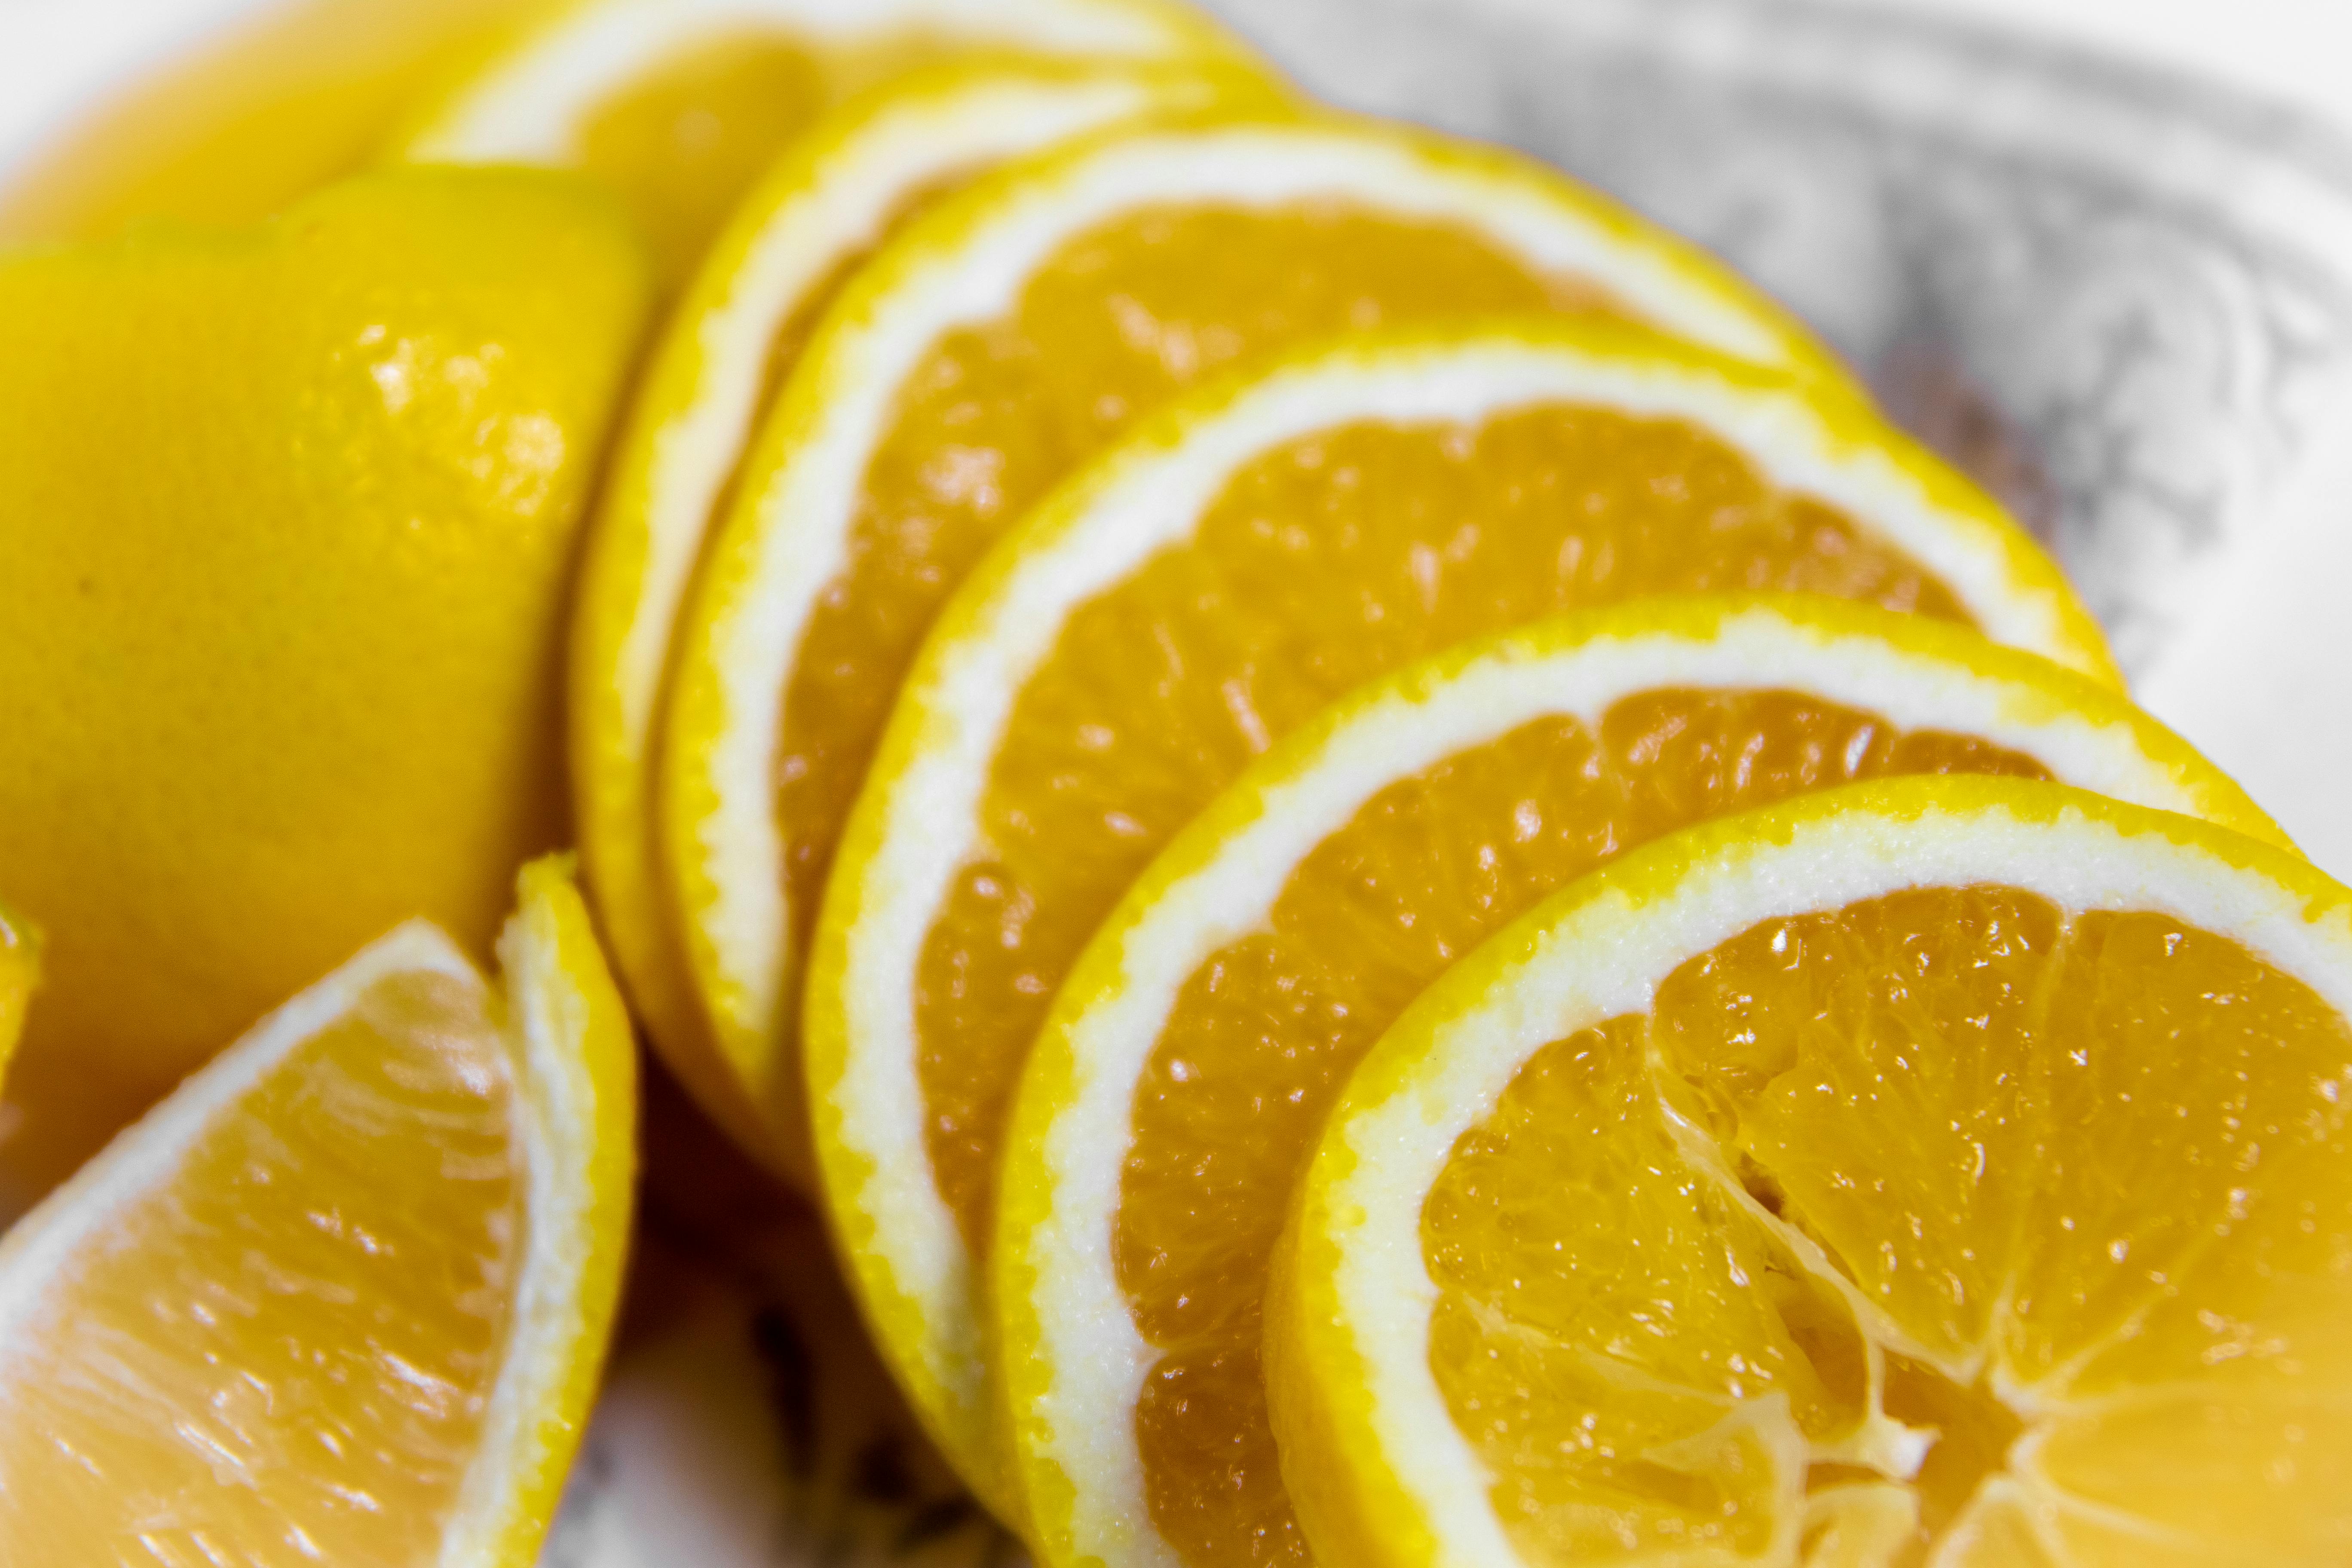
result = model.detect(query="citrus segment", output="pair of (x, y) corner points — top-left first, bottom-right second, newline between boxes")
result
(672, 113), (1860, 1203)
(801, 323), (2107, 1505)
(1270, 780), (2352, 1568)
(571, 55), (1275, 1177)
(991, 598), (2278, 1568)
(0, 855), (635, 1565)
(0, 168), (652, 1209)
(392, 0), (1242, 282)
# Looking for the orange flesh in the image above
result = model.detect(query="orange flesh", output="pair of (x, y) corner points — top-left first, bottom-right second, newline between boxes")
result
(579, 29), (964, 286)
(1114, 696), (2046, 1567)
(912, 402), (1974, 1255)
(0, 970), (523, 1561)
(1428, 889), (2352, 1565)
(784, 201), (1610, 976)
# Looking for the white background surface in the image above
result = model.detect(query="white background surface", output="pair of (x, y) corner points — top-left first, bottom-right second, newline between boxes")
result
(6, 0), (2352, 186)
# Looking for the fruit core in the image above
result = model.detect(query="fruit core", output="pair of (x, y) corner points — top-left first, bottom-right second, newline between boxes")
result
(1427, 886), (2352, 1564)
(1113, 695), (2044, 1566)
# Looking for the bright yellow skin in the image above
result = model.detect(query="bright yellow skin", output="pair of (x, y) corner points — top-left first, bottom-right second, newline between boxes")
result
(1271, 779), (2352, 1567)
(0, 0), (542, 243)
(0, 168), (652, 1209)
(0, 854), (636, 1564)
(0, 908), (37, 1103)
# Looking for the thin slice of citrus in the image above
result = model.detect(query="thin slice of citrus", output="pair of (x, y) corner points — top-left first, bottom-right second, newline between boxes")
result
(0, 906), (35, 1098)
(571, 54), (1276, 1180)
(662, 116), (1859, 1196)
(795, 321), (2112, 1507)
(993, 597), (2285, 1568)
(0, 856), (634, 1564)
(390, 0), (1243, 282)
(1269, 777), (2352, 1568)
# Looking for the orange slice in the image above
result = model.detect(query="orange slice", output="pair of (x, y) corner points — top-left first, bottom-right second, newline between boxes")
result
(661, 115), (1856, 1188)
(390, 0), (1245, 283)
(571, 54), (1277, 1178)
(993, 597), (2285, 1568)
(1270, 778), (2352, 1567)
(795, 321), (2111, 1509)
(0, 858), (634, 1563)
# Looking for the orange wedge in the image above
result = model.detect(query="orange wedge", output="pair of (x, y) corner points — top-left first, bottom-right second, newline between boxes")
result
(795, 321), (2110, 1509)
(992, 597), (2282, 1568)
(1271, 778), (2352, 1566)
(0, 858), (634, 1563)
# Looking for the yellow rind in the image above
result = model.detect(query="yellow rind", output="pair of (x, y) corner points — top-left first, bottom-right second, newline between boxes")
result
(787, 306), (2114, 1517)
(0, 906), (39, 1104)
(568, 52), (1283, 1188)
(990, 596), (2271, 1568)
(1267, 776), (2351, 1568)
(474, 854), (639, 1565)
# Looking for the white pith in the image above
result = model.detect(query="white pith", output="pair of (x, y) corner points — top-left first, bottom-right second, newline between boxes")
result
(801, 329), (2092, 1473)
(399, 0), (1199, 162)
(443, 895), (610, 1563)
(613, 69), (1176, 801)
(695, 123), (1829, 1077)
(1308, 798), (2352, 1568)
(1002, 607), (2249, 1568)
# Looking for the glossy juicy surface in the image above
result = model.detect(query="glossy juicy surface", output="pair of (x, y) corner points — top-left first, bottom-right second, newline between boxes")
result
(1428, 888), (2352, 1565)
(916, 407), (1974, 1255)
(0, 969), (521, 1563)
(781, 201), (1608, 986)
(1115, 696), (2043, 1566)
(573, 28), (973, 287)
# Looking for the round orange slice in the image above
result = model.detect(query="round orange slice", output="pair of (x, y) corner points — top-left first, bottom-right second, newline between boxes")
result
(796, 320), (2111, 1508)
(992, 597), (2284, 1568)
(571, 54), (1277, 1178)
(0, 857), (634, 1562)
(390, 0), (1246, 282)
(660, 114), (1856, 1189)
(1270, 777), (2352, 1566)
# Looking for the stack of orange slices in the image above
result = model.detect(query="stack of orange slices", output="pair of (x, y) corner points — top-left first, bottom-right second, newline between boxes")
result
(3, 0), (2349, 1561)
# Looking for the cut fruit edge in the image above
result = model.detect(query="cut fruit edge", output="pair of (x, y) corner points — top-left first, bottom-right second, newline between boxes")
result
(0, 855), (637, 1568)
(384, 0), (1249, 164)
(793, 317), (2118, 1509)
(660, 110), (1871, 1230)
(0, 903), (36, 1101)
(567, 52), (1283, 1186)
(989, 595), (2285, 1568)
(1265, 776), (2349, 1568)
